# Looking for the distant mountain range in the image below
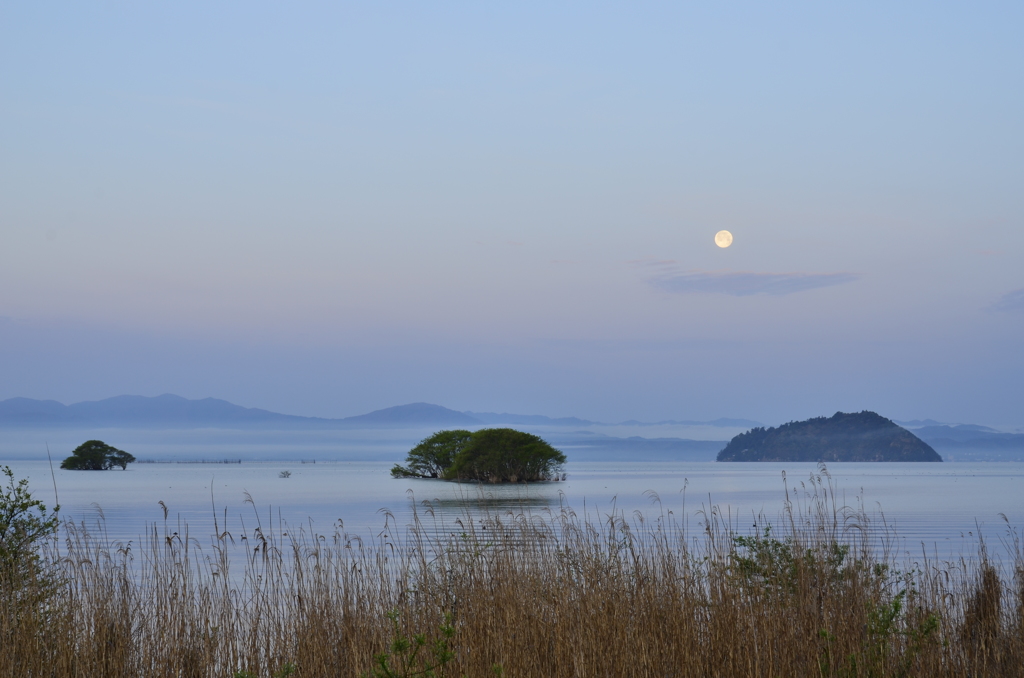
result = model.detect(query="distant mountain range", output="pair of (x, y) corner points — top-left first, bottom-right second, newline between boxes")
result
(912, 424), (1024, 450)
(3, 396), (1021, 461)
(0, 395), (762, 431)
(894, 419), (950, 428)
(894, 420), (1024, 458)
(0, 395), (332, 429)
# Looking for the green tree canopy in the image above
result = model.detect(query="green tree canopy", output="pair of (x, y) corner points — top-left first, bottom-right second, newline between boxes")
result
(60, 440), (136, 470)
(391, 430), (473, 478)
(0, 465), (59, 584)
(0, 467), (60, 614)
(447, 428), (566, 483)
(391, 428), (566, 483)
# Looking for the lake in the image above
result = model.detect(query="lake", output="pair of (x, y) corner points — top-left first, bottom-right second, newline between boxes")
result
(4, 456), (1022, 561)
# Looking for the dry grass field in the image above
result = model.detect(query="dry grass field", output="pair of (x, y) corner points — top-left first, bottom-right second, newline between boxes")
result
(2, 468), (1023, 677)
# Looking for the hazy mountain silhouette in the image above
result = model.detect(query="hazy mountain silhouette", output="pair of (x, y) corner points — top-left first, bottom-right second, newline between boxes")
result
(0, 394), (325, 428)
(0, 395), (758, 431)
(0, 395), (738, 462)
(890, 421), (1024, 458)
(8, 395), (1019, 462)
(894, 419), (950, 428)
(343, 402), (482, 426)
(913, 424), (1024, 449)
(466, 412), (596, 426)
(616, 417), (762, 428)
(0, 395), (481, 429)
(717, 411), (941, 462)
(544, 430), (722, 461)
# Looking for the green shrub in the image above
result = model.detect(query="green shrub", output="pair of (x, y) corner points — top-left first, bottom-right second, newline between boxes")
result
(0, 465), (59, 581)
(362, 611), (458, 678)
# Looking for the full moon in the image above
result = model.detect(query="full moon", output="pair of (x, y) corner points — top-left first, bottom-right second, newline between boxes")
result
(714, 230), (733, 248)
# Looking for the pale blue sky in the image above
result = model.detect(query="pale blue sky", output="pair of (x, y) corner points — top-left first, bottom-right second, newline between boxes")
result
(2, 2), (1023, 425)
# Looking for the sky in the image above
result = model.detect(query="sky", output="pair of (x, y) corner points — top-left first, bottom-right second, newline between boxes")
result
(2, 2), (1023, 426)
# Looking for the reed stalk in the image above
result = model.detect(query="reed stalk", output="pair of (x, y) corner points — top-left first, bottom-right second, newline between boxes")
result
(2, 467), (1022, 677)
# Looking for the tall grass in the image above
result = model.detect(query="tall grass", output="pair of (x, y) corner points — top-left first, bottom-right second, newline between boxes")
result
(2, 467), (1023, 677)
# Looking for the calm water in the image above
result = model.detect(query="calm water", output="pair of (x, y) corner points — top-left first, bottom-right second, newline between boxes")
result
(4, 458), (1022, 560)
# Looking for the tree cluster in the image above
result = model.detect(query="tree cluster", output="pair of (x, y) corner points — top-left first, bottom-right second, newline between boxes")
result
(391, 428), (566, 483)
(60, 440), (136, 470)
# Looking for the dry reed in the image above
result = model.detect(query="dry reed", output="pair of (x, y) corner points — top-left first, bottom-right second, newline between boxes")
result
(2, 467), (1023, 677)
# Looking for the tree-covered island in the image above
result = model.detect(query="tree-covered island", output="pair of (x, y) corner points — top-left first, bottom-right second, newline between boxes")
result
(717, 411), (942, 462)
(60, 440), (136, 470)
(392, 428), (566, 482)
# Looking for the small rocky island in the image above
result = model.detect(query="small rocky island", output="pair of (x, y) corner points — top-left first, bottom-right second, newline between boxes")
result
(716, 411), (942, 462)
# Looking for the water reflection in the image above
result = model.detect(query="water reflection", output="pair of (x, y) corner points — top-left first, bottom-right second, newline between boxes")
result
(420, 495), (559, 512)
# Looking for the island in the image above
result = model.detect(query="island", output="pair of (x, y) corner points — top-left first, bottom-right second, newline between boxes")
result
(391, 428), (567, 482)
(60, 440), (136, 470)
(716, 411), (942, 462)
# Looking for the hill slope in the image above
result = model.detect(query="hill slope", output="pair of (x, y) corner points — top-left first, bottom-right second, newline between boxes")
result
(716, 411), (941, 462)
(0, 395), (477, 429)
(0, 394), (319, 427)
(342, 402), (482, 426)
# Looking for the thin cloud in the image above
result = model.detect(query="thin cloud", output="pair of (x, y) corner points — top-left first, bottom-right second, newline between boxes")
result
(629, 257), (678, 267)
(651, 270), (860, 297)
(993, 288), (1024, 312)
